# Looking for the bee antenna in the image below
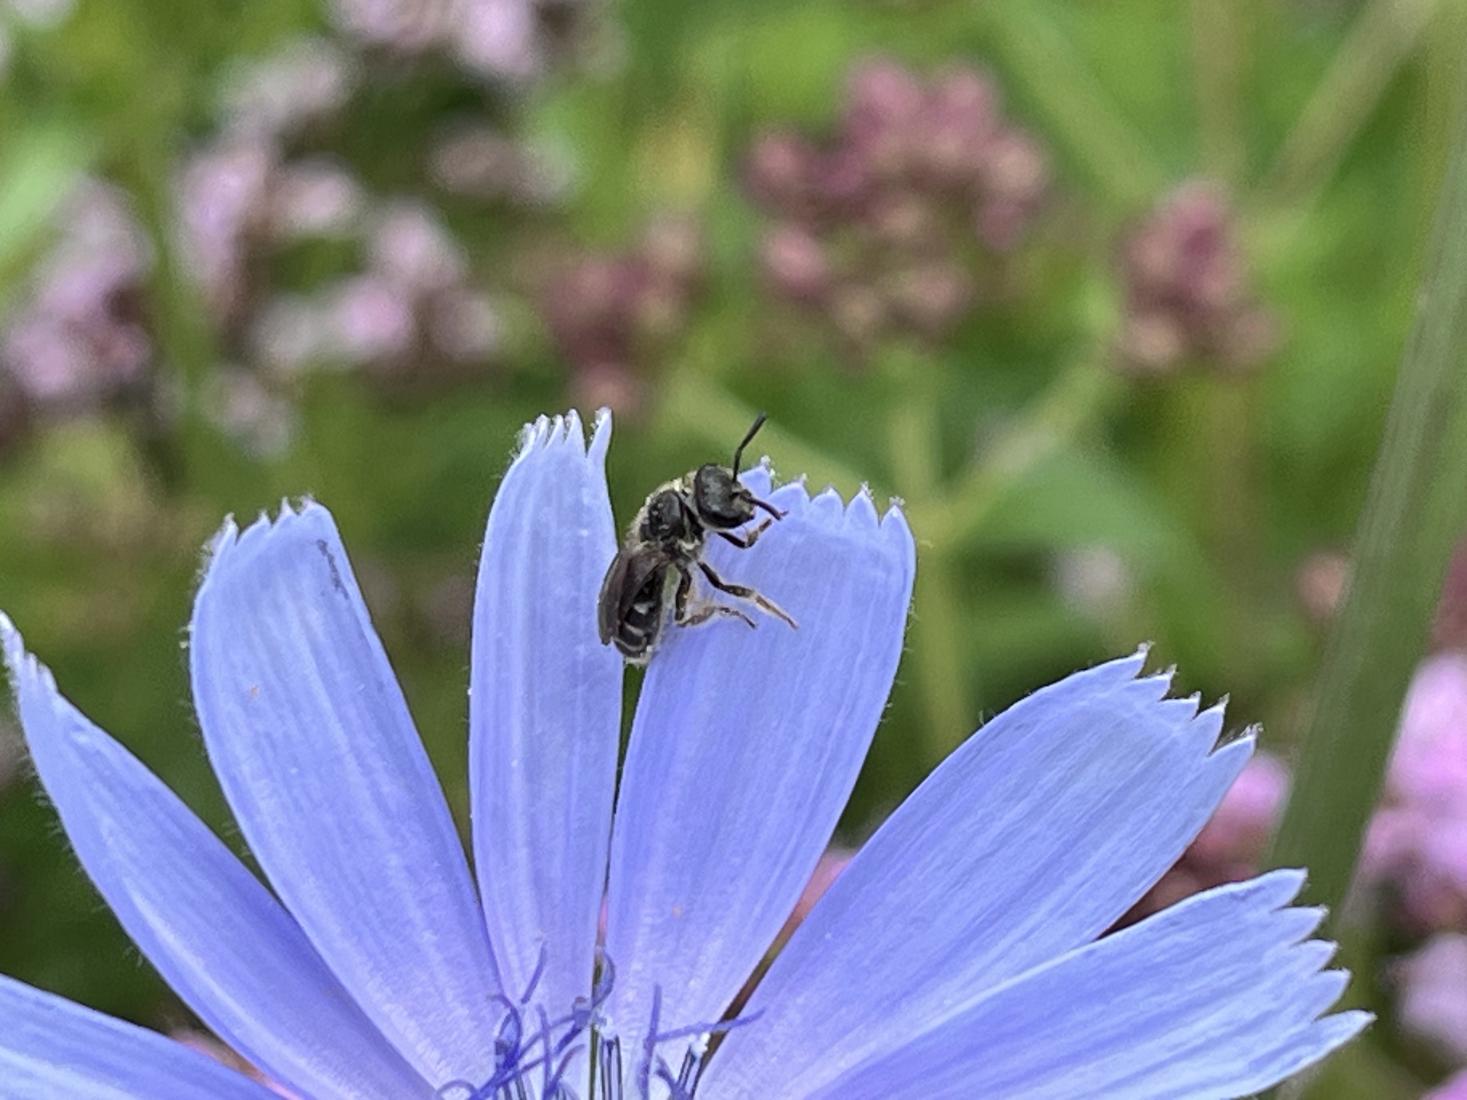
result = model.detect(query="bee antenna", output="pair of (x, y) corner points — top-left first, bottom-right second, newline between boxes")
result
(732, 412), (768, 476)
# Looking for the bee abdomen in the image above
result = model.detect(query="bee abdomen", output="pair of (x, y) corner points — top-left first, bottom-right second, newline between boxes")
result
(614, 591), (663, 657)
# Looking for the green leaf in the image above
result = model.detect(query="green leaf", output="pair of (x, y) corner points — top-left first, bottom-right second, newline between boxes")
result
(1268, 74), (1467, 914)
(974, 444), (1199, 570)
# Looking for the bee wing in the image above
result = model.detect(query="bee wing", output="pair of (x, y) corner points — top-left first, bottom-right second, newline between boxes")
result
(597, 552), (633, 645)
(596, 548), (670, 645)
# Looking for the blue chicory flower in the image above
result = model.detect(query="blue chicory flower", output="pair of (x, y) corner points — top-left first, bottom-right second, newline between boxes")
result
(0, 409), (1366, 1099)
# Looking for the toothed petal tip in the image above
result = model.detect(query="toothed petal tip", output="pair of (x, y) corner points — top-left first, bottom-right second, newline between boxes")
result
(589, 407), (613, 461)
(0, 611), (20, 661)
(807, 487), (846, 524)
(1227, 722), (1263, 749)
(512, 408), (604, 466)
(0, 616), (33, 698)
(1258, 867), (1309, 904)
(846, 486), (879, 529)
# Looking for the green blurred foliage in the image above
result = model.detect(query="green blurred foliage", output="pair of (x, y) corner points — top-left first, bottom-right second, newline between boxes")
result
(0, 0), (1463, 1093)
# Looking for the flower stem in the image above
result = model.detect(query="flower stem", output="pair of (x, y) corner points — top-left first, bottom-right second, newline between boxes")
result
(906, 359), (1124, 548)
(1256, 0), (1439, 212)
(1267, 69), (1467, 914)
(1190, 0), (1247, 184)
(977, 0), (1163, 208)
(881, 347), (969, 759)
(114, 143), (228, 494)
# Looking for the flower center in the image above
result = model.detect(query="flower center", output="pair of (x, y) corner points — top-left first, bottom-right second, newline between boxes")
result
(434, 953), (756, 1100)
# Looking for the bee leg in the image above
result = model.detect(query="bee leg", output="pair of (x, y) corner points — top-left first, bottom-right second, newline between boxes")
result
(680, 603), (757, 630)
(673, 564), (693, 623)
(674, 565), (756, 630)
(716, 518), (774, 550)
(753, 498), (788, 521)
(697, 561), (799, 629)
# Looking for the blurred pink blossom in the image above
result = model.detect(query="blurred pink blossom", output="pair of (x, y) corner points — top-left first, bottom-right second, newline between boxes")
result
(247, 203), (502, 380)
(1394, 933), (1467, 1066)
(539, 216), (703, 415)
(179, 142), (363, 323)
(0, 181), (153, 414)
(430, 126), (565, 204)
(268, 160), (364, 239)
(366, 201), (467, 291)
(328, 0), (594, 82)
(330, 0), (450, 54)
(1435, 535), (1467, 651)
(324, 275), (420, 363)
(1115, 181), (1278, 376)
(745, 57), (1048, 351)
(1428, 1070), (1467, 1100)
(1297, 549), (1352, 624)
(203, 366), (300, 458)
(218, 38), (356, 138)
(1361, 653), (1467, 933)
(177, 140), (278, 320)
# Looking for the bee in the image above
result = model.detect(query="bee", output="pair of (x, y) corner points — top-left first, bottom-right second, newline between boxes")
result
(597, 413), (798, 665)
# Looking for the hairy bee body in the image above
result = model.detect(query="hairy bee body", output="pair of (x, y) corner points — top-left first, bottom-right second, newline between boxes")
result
(596, 418), (797, 665)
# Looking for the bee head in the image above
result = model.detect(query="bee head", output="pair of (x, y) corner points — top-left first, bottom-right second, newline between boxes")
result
(692, 463), (757, 529)
(691, 411), (782, 530)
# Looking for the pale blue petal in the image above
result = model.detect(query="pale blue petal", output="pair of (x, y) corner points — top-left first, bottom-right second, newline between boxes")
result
(793, 872), (1368, 1100)
(604, 472), (915, 1062)
(0, 976), (278, 1100)
(470, 410), (621, 1017)
(707, 654), (1253, 1092)
(1, 617), (431, 1100)
(189, 502), (500, 1084)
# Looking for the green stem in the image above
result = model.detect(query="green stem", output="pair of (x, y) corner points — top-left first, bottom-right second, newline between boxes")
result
(1256, 0), (1439, 212)
(1190, 0), (1247, 184)
(1422, 0), (1467, 217)
(977, 1), (1164, 208)
(1182, 374), (1264, 688)
(1267, 69), (1467, 915)
(907, 359), (1124, 548)
(114, 133), (228, 491)
(882, 348), (969, 760)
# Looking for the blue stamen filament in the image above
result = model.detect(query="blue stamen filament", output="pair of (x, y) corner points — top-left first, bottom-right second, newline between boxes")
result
(436, 951), (760, 1100)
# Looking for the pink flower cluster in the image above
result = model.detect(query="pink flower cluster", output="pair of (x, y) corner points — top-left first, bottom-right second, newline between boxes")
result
(327, 0), (595, 82)
(1435, 539), (1467, 652)
(1114, 181), (1278, 376)
(1429, 1070), (1467, 1100)
(180, 141), (365, 327)
(538, 217), (704, 416)
(249, 201), (502, 385)
(0, 181), (155, 444)
(1395, 933), (1467, 1070)
(745, 57), (1049, 349)
(1361, 653), (1467, 934)
(174, 38), (507, 433)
